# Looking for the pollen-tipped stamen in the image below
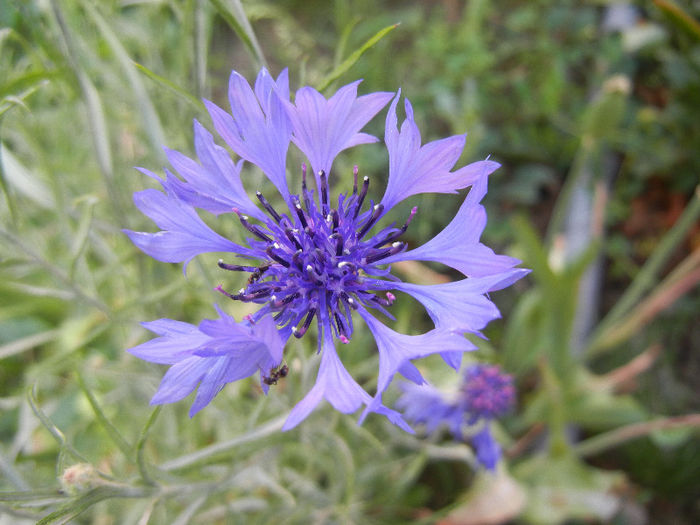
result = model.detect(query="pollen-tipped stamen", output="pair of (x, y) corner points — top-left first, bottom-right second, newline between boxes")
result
(217, 260), (257, 272)
(293, 308), (316, 338)
(284, 228), (303, 250)
(353, 176), (370, 219)
(235, 209), (272, 242)
(373, 206), (418, 248)
(266, 245), (290, 267)
(256, 191), (282, 223)
(319, 170), (329, 212)
(294, 202), (308, 229)
(358, 204), (385, 239)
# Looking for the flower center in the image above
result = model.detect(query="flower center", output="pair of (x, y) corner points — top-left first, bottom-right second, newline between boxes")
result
(462, 365), (515, 419)
(216, 166), (416, 343)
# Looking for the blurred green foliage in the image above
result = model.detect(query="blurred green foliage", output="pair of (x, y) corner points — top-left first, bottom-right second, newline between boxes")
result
(1, 0), (699, 523)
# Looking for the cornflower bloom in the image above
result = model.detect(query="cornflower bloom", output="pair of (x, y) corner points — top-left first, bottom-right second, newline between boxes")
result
(397, 364), (516, 469)
(125, 68), (527, 431)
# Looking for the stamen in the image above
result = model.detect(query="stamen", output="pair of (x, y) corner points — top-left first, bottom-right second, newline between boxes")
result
(294, 202), (308, 229)
(330, 232), (344, 256)
(293, 308), (316, 338)
(235, 209), (272, 242)
(217, 260), (257, 272)
(214, 284), (238, 299)
(352, 165), (359, 195)
(373, 206), (417, 248)
(271, 292), (300, 308)
(365, 241), (404, 263)
(330, 209), (339, 231)
(358, 203), (384, 239)
(256, 191), (282, 223)
(301, 164), (312, 210)
(334, 312), (347, 337)
(354, 176), (369, 219)
(284, 228), (303, 250)
(266, 245), (290, 267)
(371, 294), (394, 307)
(292, 250), (304, 270)
(319, 170), (329, 212)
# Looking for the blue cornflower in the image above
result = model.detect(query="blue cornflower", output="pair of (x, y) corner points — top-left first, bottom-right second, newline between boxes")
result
(124, 68), (527, 431)
(397, 364), (516, 469)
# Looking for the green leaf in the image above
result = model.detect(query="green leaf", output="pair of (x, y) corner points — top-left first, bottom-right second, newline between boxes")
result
(316, 23), (400, 92)
(209, 0), (267, 68)
(514, 455), (624, 525)
(132, 61), (204, 111)
(654, 0), (700, 41)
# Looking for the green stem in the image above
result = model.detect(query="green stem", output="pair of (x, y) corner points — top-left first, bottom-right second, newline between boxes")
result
(590, 185), (700, 346)
(576, 414), (700, 457)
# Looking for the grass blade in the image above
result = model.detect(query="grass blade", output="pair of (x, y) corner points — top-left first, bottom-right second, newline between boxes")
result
(209, 0), (267, 68)
(316, 23), (399, 92)
(132, 61), (204, 111)
(80, 1), (167, 158)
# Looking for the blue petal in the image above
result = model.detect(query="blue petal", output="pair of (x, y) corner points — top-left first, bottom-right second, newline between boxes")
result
(150, 356), (211, 405)
(282, 324), (412, 432)
(161, 121), (265, 220)
(472, 425), (502, 471)
(377, 269), (528, 333)
(358, 309), (476, 398)
(380, 94), (499, 212)
(123, 188), (258, 268)
(128, 319), (209, 364)
(133, 308), (285, 415)
(381, 174), (521, 277)
(204, 69), (292, 201)
(286, 81), (393, 187)
(396, 382), (462, 435)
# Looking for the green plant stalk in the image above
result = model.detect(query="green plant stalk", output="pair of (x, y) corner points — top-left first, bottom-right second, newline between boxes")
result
(576, 414), (700, 457)
(135, 406), (162, 486)
(27, 385), (89, 466)
(76, 372), (133, 460)
(588, 261), (700, 355)
(539, 361), (570, 458)
(590, 185), (700, 347)
(0, 226), (109, 313)
(545, 138), (595, 247)
(160, 414), (286, 472)
(0, 120), (18, 225)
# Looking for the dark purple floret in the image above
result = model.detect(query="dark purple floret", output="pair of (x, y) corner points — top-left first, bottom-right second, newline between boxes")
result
(463, 364), (515, 421)
(216, 166), (414, 344)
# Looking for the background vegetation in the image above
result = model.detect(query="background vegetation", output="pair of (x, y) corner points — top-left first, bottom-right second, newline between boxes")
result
(1, 0), (698, 523)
